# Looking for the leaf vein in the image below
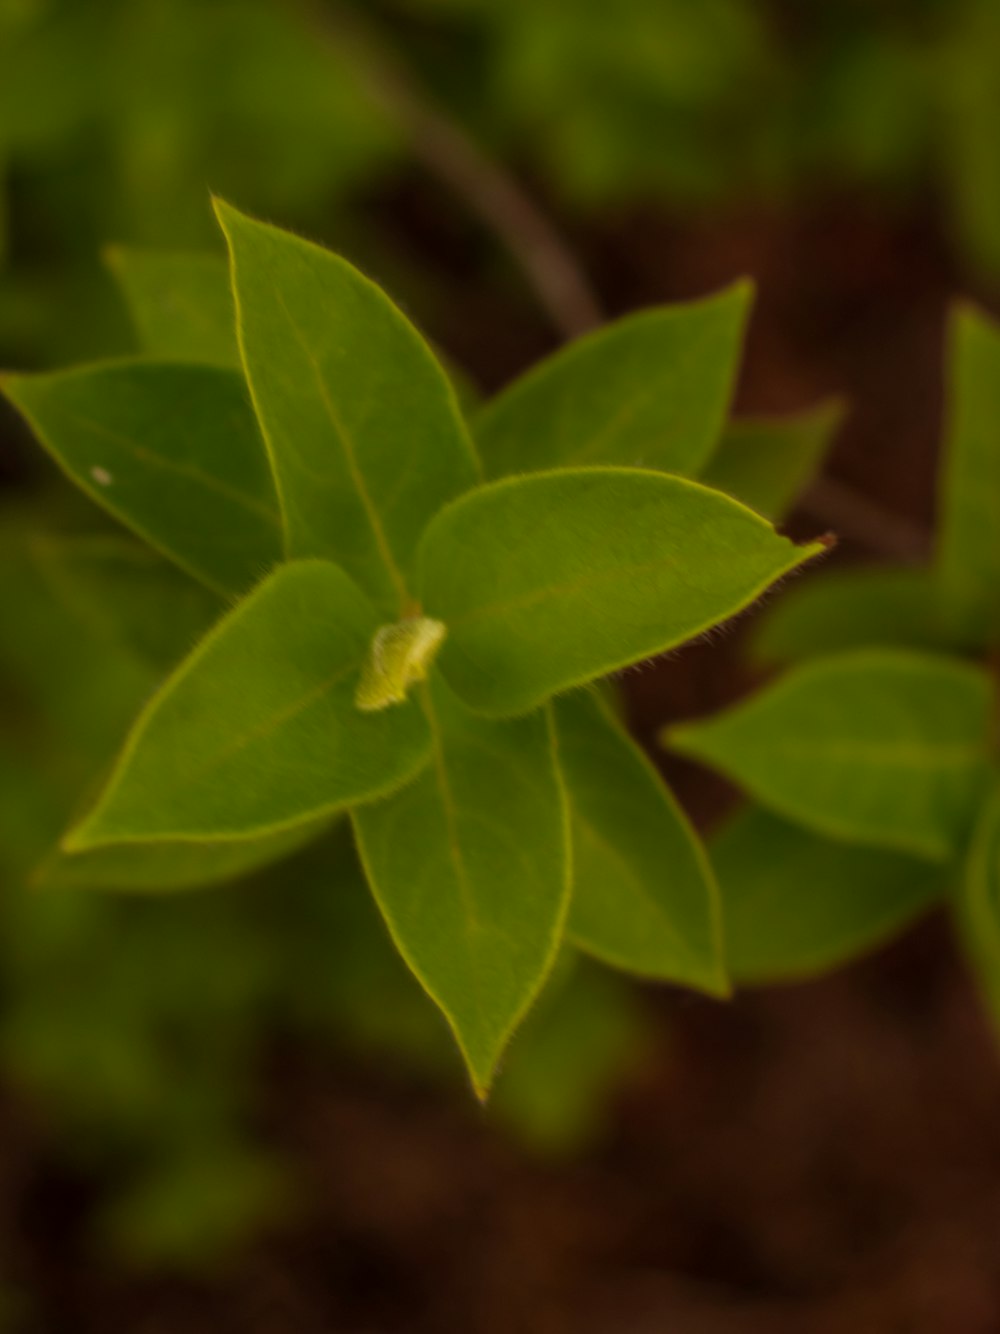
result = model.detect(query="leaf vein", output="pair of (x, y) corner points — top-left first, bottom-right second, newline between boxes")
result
(273, 288), (410, 610)
(56, 410), (279, 525)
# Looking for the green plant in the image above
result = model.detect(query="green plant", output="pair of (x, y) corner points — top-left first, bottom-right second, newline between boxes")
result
(666, 303), (1000, 1006)
(1, 201), (832, 1101)
(0, 0), (399, 364)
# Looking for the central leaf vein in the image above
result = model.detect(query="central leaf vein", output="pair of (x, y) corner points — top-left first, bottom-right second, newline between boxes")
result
(274, 288), (410, 610)
(181, 658), (361, 785)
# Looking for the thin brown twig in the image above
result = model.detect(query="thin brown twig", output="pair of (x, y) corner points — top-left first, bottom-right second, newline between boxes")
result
(314, 3), (603, 340)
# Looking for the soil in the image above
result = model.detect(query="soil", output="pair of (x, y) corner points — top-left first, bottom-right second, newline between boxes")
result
(5, 177), (1000, 1331)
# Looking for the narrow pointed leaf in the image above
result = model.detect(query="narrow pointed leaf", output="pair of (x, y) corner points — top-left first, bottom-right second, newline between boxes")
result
(477, 284), (751, 478)
(957, 784), (1000, 1027)
(712, 807), (946, 983)
(1, 362), (281, 596)
(24, 530), (220, 673)
(66, 561), (431, 849)
(353, 680), (570, 1096)
(419, 467), (826, 717)
(38, 817), (333, 893)
(667, 650), (994, 861)
(699, 401), (842, 521)
(752, 565), (974, 664)
(105, 247), (239, 367)
(938, 304), (1000, 640)
(215, 200), (479, 612)
(556, 691), (725, 992)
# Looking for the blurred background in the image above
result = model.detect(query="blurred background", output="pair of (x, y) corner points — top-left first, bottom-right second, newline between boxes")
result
(3, 1), (1000, 1329)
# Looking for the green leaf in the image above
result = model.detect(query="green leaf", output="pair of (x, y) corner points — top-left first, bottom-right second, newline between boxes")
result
(36, 818), (332, 894)
(215, 199), (479, 612)
(752, 565), (973, 664)
(65, 561), (431, 849)
(937, 304), (1000, 640)
(353, 679), (570, 1097)
(555, 691), (725, 992)
(419, 467), (826, 717)
(24, 530), (220, 673)
(1, 362), (281, 597)
(956, 783), (1000, 1027)
(712, 807), (946, 983)
(699, 401), (842, 520)
(667, 649), (994, 862)
(476, 283), (751, 478)
(105, 247), (239, 367)
(0, 516), (175, 769)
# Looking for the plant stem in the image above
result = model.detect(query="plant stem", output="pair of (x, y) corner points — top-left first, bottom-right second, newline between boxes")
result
(315, 2), (603, 340)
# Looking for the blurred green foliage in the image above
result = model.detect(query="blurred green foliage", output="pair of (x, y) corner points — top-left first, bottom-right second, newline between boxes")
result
(393, 0), (1000, 272)
(0, 0), (400, 363)
(6, 0), (1000, 366)
(3, 0), (1000, 1277)
(0, 498), (647, 1269)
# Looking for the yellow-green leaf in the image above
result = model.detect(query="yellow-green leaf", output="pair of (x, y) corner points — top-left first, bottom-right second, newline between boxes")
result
(700, 401), (842, 520)
(105, 246), (239, 367)
(419, 467), (825, 717)
(752, 565), (975, 664)
(215, 199), (479, 612)
(712, 806), (945, 983)
(556, 691), (725, 993)
(667, 649), (994, 862)
(36, 819), (333, 894)
(23, 529), (220, 673)
(2, 361), (281, 597)
(477, 284), (751, 477)
(353, 680), (570, 1097)
(66, 560), (431, 849)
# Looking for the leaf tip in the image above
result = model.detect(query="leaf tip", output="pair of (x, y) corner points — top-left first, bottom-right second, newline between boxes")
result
(210, 194), (240, 237)
(703, 967), (733, 1001)
(657, 720), (699, 756)
(728, 274), (756, 306)
(58, 832), (89, 857)
(59, 814), (105, 856)
(815, 395), (849, 427)
(466, 1048), (503, 1103)
(787, 531), (836, 572)
(951, 295), (984, 325)
(470, 1074), (493, 1105)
